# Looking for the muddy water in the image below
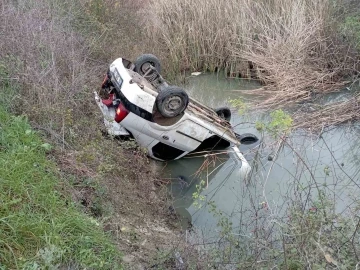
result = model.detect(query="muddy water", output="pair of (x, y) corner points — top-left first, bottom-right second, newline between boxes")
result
(160, 73), (360, 239)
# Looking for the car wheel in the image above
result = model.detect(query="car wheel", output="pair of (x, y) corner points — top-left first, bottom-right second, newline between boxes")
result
(156, 86), (189, 118)
(235, 133), (259, 145)
(214, 107), (231, 121)
(134, 54), (161, 76)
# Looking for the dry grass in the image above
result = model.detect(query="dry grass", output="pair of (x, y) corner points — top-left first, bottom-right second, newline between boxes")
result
(234, 0), (358, 109)
(293, 93), (360, 131)
(0, 0), (148, 147)
(1, 0), (99, 142)
(147, 0), (359, 109)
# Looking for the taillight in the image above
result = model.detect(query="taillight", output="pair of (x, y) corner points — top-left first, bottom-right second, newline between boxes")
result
(114, 103), (129, 123)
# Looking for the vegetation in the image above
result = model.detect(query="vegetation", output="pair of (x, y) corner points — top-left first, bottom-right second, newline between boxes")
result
(292, 93), (360, 131)
(0, 106), (121, 268)
(343, 15), (360, 49)
(189, 188), (360, 268)
(0, 0), (180, 269)
(0, 0), (146, 138)
(148, 0), (360, 123)
(1, 0), (360, 268)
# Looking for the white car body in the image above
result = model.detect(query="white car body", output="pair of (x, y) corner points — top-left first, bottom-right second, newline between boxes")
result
(95, 57), (251, 176)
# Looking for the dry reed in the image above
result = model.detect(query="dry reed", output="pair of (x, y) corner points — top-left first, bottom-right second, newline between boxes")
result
(147, 0), (359, 110)
(234, 0), (358, 109)
(293, 93), (360, 131)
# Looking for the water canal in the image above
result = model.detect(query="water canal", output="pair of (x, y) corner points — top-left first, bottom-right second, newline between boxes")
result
(160, 73), (360, 243)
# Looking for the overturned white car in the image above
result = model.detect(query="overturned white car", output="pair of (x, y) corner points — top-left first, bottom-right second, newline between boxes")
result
(95, 54), (256, 169)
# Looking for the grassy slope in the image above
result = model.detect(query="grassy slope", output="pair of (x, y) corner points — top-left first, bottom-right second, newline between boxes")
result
(0, 1), (183, 268)
(0, 106), (122, 269)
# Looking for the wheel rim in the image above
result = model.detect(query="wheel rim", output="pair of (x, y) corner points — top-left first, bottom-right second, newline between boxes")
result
(163, 95), (183, 115)
(141, 62), (154, 74)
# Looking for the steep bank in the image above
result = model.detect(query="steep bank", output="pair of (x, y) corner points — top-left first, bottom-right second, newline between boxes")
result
(0, 0), (188, 268)
(0, 106), (121, 268)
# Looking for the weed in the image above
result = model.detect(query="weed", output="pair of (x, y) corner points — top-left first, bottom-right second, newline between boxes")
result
(0, 61), (19, 110)
(192, 180), (206, 209)
(254, 109), (293, 139)
(267, 109), (293, 138)
(229, 98), (248, 115)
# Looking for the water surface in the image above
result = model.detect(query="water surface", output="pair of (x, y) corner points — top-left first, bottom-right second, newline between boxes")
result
(161, 73), (360, 239)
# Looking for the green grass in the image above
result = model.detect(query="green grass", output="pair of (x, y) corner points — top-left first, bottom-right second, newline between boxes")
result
(0, 107), (122, 269)
(343, 15), (360, 49)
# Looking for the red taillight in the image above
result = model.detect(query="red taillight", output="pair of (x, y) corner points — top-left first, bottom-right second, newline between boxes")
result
(101, 93), (114, 107)
(114, 103), (129, 123)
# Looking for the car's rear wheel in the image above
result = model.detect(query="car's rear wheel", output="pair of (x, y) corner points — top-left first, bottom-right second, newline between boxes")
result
(214, 107), (231, 121)
(156, 86), (189, 118)
(134, 54), (161, 76)
(235, 133), (259, 145)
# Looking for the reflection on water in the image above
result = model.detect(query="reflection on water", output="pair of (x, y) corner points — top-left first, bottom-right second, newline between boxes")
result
(161, 72), (360, 239)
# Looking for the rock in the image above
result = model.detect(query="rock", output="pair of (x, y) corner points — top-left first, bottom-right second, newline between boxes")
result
(191, 72), (202, 76)
(149, 191), (159, 201)
(122, 254), (135, 263)
(174, 252), (185, 270)
(135, 264), (145, 270)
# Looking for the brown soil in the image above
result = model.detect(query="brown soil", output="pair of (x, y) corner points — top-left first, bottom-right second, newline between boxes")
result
(99, 154), (183, 269)
(52, 139), (187, 269)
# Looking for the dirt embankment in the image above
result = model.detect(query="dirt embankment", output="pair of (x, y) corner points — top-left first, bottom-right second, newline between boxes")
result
(53, 139), (187, 269)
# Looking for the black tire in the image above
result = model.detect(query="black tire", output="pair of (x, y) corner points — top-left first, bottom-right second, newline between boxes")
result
(235, 133), (259, 145)
(214, 107), (231, 121)
(134, 54), (161, 76)
(156, 86), (189, 118)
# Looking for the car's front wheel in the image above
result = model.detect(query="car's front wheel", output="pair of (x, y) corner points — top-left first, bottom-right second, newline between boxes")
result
(156, 86), (189, 118)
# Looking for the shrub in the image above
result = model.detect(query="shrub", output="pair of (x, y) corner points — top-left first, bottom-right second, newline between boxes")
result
(0, 0), (148, 148)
